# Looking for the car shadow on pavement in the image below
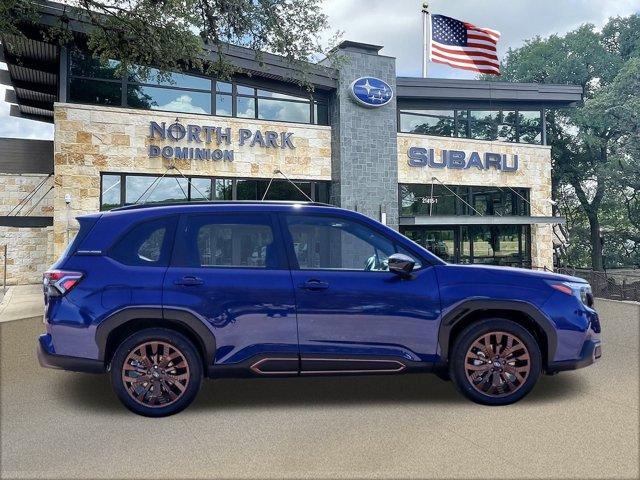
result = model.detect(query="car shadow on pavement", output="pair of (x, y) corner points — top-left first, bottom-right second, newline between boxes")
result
(60, 371), (587, 413)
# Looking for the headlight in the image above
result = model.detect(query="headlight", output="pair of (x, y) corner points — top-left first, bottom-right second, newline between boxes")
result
(550, 282), (594, 307)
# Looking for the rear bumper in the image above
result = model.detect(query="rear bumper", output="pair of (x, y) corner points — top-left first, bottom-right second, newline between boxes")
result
(547, 339), (602, 373)
(38, 334), (105, 374)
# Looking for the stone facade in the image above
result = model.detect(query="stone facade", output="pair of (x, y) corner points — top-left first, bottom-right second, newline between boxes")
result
(397, 133), (554, 269)
(324, 47), (399, 229)
(52, 103), (332, 257)
(0, 174), (54, 284)
(0, 173), (53, 216)
(0, 226), (53, 285)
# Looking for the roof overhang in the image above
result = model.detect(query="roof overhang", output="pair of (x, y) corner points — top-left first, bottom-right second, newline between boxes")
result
(400, 215), (566, 226)
(396, 77), (583, 109)
(1, 34), (59, 123)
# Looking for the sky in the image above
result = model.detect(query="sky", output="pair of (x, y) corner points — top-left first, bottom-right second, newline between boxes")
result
(1, 0), (639, 140)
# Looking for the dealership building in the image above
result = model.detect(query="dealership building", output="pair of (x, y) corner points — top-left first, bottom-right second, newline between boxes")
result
(0, 1), (582, 284)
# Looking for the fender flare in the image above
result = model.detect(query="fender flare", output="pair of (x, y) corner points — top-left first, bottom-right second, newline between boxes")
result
(95, 306), (216, 366)
(437, 299), (557, 363)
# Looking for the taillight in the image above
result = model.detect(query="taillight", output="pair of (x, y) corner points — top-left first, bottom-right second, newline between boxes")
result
(43, 270), (83, 296)
(550, 283), (573, 295)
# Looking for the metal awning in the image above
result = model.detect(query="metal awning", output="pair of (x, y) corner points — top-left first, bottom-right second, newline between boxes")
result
(399, 215), (566, 226)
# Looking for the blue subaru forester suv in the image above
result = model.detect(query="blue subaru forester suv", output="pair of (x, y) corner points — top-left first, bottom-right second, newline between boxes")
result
(39, 202), (601, 416)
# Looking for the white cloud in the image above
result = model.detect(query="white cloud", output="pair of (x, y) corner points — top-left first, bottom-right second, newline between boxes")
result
(155, 94), (209, 114)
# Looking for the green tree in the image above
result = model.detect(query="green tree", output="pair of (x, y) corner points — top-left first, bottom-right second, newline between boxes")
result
(486, 16), (640, 270)
(1, 0), (334, 86)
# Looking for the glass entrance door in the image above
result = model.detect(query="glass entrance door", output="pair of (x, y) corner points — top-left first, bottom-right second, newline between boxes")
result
(401, 225), (531, 267)
(402, 227), (457, 263)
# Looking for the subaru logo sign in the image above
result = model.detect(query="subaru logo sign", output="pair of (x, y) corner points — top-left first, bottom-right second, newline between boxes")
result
(349, 77), (393, 108)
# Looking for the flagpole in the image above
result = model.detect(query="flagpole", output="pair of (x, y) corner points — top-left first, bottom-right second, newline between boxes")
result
(422, 2), (430, 77)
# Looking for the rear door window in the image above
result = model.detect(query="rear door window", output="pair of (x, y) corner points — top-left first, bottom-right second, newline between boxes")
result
(173, 213), (282, 269)
(109, 216), (177, 267)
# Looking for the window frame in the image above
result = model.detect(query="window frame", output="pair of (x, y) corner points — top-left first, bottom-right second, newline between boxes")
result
(107, 215), (178, 268)
(66, 48), (329, 125)
(398, 108), (543, 144)
(278, 211), (429, 273)
(99, 172), (331, 210)
(171, 212), (288, 270)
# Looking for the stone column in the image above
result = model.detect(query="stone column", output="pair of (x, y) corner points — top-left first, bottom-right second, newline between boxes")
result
(322, 42), (399, 229)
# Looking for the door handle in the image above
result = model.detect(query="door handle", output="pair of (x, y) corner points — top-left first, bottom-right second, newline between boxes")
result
(174, 276), (204, 286)
(299, 279), (329, 291)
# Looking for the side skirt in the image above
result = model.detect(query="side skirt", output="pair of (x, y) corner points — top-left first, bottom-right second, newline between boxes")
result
(207, 355), (433, 378)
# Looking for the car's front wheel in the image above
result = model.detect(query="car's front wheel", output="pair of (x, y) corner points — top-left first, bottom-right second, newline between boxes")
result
(110, 328), (202, 417)
(450, 319), (541, 405)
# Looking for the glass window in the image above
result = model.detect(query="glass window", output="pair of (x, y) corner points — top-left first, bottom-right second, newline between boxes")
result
(259, 180), (311, 201)
(399, 184), (458, 217)
(216, 81), (232, 93)
(258, 98), (310, 123)
(403, 227), (455, 262)
(236, 97), (255, 118)
(190, 178), (212, 200)
(314, 103), (329, 125)
(109, 217), (175, 267)
(215, 93), (232, 116)
(400, 184), (529, 217)
(518, 111), (542, 144)
(257, 89), (306, 101)
(236, 179), (258, 200)
(214, 179), (233, 200)
(285, 215), (397, 271)
(314, 182), (330, 203)
(237, 85), (255, 95)
(176, 215), (277, 268)
(469, 110), (497, 140)
(125, 176), (189, 204)
(470, 225), (523, 266)
(497, 111), (517, 142)
(127, 85), (211, 114)
(101, 175), (121, 210)
(128, 66), (211, 90)
(455, 110), (469, 137)
(70, 49), (121, 79)
(69, 78), (122, 106)
(400, 110), (455, 136)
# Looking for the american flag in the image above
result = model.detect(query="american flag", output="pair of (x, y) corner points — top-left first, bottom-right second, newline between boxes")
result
(429, 14), (501, 75)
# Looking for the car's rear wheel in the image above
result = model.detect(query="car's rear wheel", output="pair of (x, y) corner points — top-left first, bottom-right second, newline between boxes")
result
(110, 328), (202, 417)
(450, 319), (541, 405)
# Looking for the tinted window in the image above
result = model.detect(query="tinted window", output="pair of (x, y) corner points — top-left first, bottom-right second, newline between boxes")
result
(110, 217), (176, 266)
(176, 215), (279, 268)
(69, 78), (122, 106)
(400, 110), (455, 136)
(285, 215), (419, 271)
(258, 98), (310, 123)
(127, 85), (211, 114)
(101, 174), (121, 210)
(128, 67), (211, 90)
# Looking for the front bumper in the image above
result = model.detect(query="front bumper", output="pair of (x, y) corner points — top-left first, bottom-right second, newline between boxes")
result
(547, 339), (602, 373)
(38, 334), (105, 374)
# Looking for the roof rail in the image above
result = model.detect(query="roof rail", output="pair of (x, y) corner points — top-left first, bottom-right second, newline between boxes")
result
(110, 200), (331, 212)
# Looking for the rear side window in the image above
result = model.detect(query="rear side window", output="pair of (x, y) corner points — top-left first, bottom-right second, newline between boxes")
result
(109, 216), (177, 267)
(174, 214), (280, 269)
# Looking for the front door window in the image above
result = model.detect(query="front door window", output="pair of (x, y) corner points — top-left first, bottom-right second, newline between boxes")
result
(285, 214), (415, 271)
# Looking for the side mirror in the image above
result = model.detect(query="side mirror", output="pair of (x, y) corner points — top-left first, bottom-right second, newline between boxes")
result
(388, 253), (416, 278)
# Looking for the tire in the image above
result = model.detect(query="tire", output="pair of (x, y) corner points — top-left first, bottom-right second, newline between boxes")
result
(449, 319), (541, 406)
(110, 328), (203, 417)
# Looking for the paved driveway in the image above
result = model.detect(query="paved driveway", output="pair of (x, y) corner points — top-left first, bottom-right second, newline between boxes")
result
(1, 299), (638, 479)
